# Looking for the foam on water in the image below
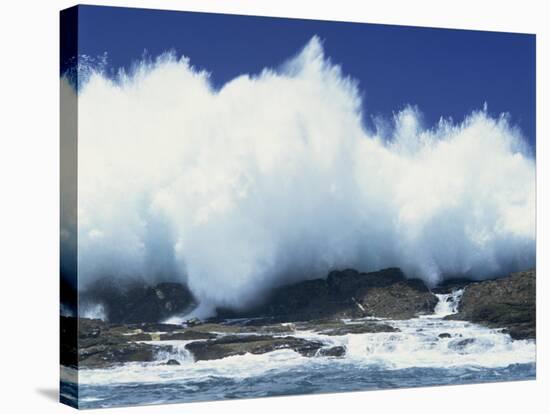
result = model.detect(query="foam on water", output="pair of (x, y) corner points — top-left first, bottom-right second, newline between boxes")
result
(153, 340), (195, 364)
(433, 289), (464, 317)
(78, 299), (535, 387)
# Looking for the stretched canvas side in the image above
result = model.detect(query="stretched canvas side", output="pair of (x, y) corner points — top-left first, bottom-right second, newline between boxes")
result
(60, 5), (79, 409)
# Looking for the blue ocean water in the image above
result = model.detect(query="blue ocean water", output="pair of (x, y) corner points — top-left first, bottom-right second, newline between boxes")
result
(64, 363), (535, 409)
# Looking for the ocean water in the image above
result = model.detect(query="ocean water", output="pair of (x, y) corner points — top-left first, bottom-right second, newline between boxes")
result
(61, 292), (536, 409)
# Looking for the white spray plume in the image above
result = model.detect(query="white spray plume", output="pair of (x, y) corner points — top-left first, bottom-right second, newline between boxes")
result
(69, 36), (535, 313)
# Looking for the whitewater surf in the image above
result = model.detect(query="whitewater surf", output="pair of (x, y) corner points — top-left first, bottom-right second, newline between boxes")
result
(62, 291), (535, 409)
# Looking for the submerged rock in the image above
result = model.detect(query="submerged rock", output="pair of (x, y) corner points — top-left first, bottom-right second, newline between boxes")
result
(318, 346), (346, 357)
(447, 269), (535, 340)
(449, 338), (476, 351)
(185, 335), (324, 361)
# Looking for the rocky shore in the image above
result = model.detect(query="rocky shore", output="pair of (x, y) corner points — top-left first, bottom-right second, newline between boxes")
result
(81, 280), (197, 324)
(216, 268), (438, 321)
(63, 316), (398, 368)
(63, 267), (536, 370)
(446, 269), (535, 339)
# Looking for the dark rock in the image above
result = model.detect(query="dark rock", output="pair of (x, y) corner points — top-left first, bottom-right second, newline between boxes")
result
(78, 318), (105, 339)
(126, 332), (153, 341)
(165, 359), (180, 366)
(78, 319), (133, 349)
(327, 268), (404, 294)
(446, 269), (535, 340)
(79, 332), (127, 349)
(185, 335), (324, 361)
(60, 316), (78, 369)
(186, 318), (202, 327)
(358, 279), (438, 319)
(159, 331), (217, 341)
(79, 341), (169, 368)
(449, 338), (475, 351)
(502, 324), (536, 340)
(185, 322), (242, 334)
(71, 316), (324, 367)
(438, 333), (452, 339)
(217, 268), (437, 321)
(432, 277), (476, 294)
(81, 279), (198, 324)
(318, 346), (346, 357)
(190, 321), (296, 335)
(75, 317), (175, 368)
(128, 323), (183, 333)
(297, 320), (398, 336)
(237, 323), (296, 335)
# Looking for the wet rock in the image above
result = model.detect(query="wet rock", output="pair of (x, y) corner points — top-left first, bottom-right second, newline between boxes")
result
(438, 333), (452, 339)
(318, 346), (346, 357)
(78, 318), (105, 338)
(60, 316), (78, 369)
(238, 323), (296, 335)
(357, 279), (438, 319)
(165, 359), (180, 366)
(128, 323), (183, 333)
(185, 335), (324, 361)
(186, 323), (243, 334)
(298, 320), (399, 336)
(190, 321), (295, 336)
(79, 341), (169, 368)
(76, 317), (174, 368)
(502, 324), (536, 340)
(81, 279), (198, 324)
(126, 332), (154, 341)
(432, 278), (476, 294)
(217, 268), (437, 321)
(186, 318), (202, 327)
(449, 338), (475, 351)
(447, 269), (535, 340)
(159, 331), (217, 341)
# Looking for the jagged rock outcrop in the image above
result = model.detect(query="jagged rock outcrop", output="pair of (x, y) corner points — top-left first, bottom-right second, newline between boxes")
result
(81, 280), (198, 323)
(217, 268), (437, 321)
(185, 335), (324, 361)
(69, 315), (400, 368)
(447, 269), (535, 339)
(309, 320), (399, 336)
(75, 318), (226, 368)
(76, 317), (172, 368)
(318, 346), (346, 357)
(62, 266), (536, 371)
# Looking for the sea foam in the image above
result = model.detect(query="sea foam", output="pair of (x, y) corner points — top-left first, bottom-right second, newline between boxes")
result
(62, 36), (535, 313)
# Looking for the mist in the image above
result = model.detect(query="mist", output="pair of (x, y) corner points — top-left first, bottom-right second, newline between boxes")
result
(67, 36), (535, 314)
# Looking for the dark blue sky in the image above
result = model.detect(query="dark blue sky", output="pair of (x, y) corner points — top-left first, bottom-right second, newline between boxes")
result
(62, 5), (536, 148)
